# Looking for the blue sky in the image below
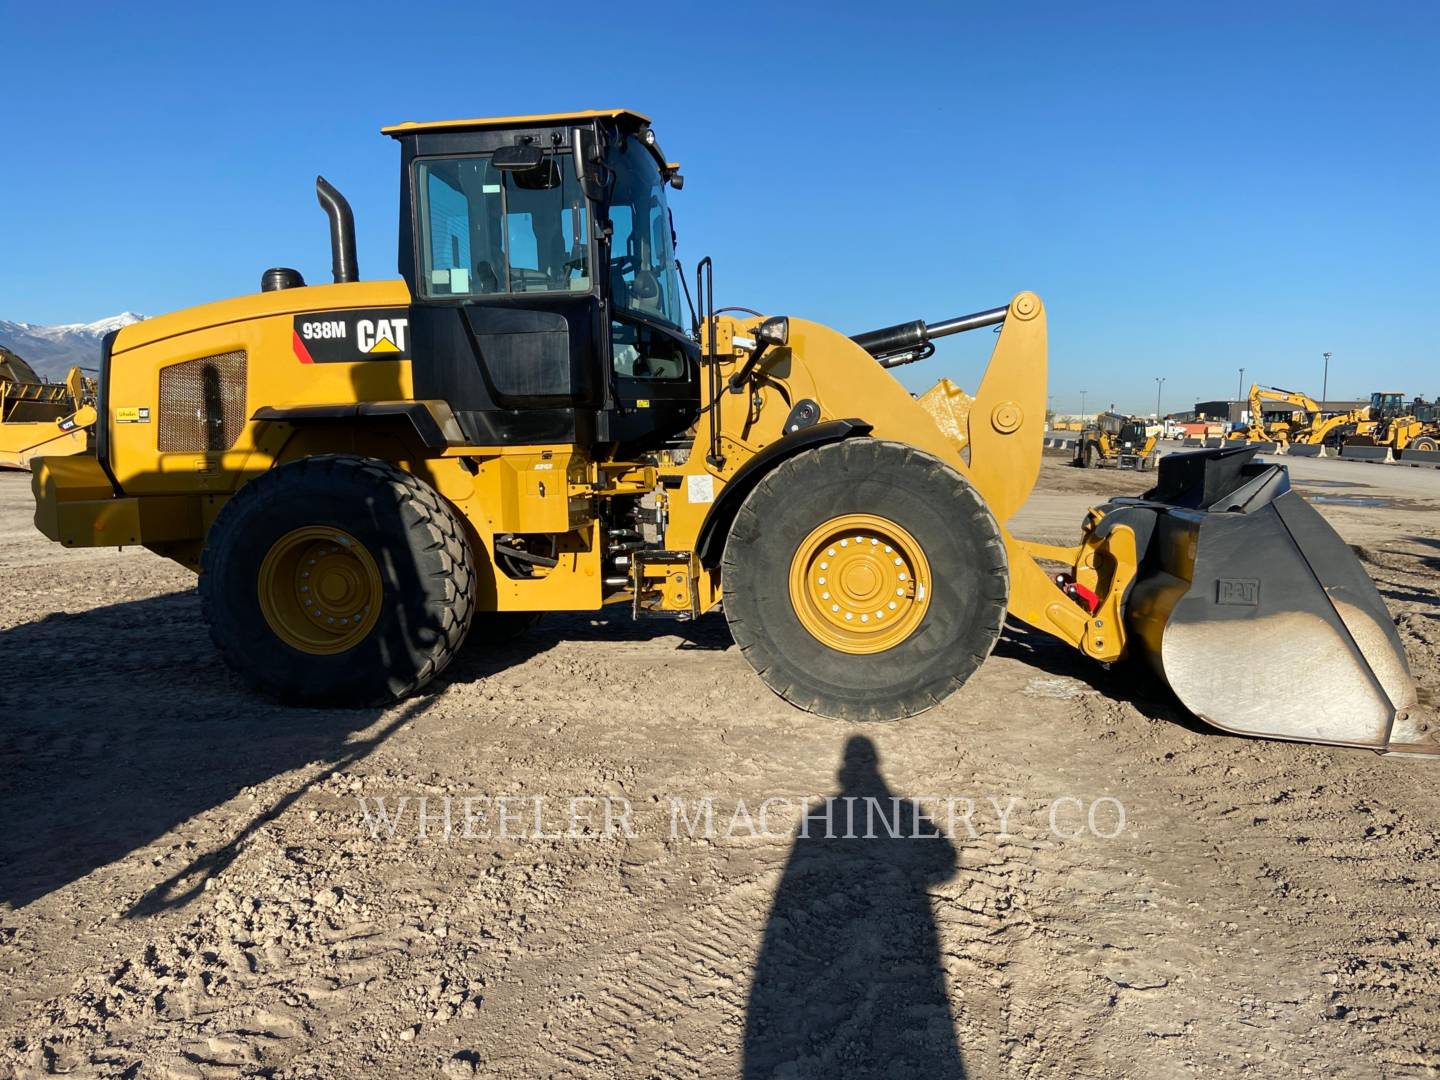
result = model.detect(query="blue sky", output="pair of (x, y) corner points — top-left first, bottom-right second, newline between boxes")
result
(2, 1), (1435, 413)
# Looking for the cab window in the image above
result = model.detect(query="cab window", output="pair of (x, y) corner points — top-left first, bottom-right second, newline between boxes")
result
(416, 153), (590, 297)
(605, 137), (684, 330)
(611, 319), (688, 380)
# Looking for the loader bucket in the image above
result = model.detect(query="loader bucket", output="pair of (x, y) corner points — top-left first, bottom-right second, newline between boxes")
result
(1108, 446), (1420, 752)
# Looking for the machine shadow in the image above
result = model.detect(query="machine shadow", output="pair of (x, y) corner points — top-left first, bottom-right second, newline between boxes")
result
(743, 736), (965, 1080)
(0, 592), (416, 911)
(994, 621), (1216, 737)
(0, 592), (728, 911)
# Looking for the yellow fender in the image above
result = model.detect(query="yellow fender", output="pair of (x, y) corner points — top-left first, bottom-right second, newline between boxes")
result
(705, 292), (1131, 663)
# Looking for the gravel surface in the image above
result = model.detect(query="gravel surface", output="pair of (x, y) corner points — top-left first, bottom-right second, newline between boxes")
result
(2, 452), (1437, 1078)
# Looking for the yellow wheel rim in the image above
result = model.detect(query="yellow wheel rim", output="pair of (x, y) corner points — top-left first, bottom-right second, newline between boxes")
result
(258, 526), (383, 655)
(788, 513), (932, 655)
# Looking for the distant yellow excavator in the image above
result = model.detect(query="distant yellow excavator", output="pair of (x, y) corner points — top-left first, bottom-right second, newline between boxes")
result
(1229, 384), (1368, 448)
(0, 348), (96, 470)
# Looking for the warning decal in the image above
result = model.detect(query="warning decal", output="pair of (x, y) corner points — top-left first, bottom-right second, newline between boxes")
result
(292, 309), (411, 364)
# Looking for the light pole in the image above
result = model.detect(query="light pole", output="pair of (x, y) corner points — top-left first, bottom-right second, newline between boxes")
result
(1322, 352), (1331, 402)
(1238, 367), (1245, 402)
(1155, 376), (1165, 421)
(1079, 390), (1088, 419)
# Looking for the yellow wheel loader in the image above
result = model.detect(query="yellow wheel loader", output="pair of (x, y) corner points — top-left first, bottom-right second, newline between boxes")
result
(1073, 412), (1158, 470)
(0, 349), (96, 470)
(29, 110), (1426, 753)
(1344, 392), (1440, 456)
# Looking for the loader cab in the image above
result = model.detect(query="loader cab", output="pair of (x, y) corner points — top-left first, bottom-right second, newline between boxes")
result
(1370, 391), (1406, 420)
(1118, 420), (1148, 449)
(386, 110), (699, 453)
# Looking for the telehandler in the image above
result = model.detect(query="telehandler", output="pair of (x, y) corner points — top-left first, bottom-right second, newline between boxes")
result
(1073, 412), (1157, 470)
(30, 110), (1426, 753)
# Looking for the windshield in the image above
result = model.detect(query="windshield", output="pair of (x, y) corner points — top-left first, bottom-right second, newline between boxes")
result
(415, 152), (590, 297)
(605, 137), (684, 330)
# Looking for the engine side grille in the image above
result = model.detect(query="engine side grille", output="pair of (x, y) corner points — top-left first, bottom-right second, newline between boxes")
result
(158, 351), (247, 452)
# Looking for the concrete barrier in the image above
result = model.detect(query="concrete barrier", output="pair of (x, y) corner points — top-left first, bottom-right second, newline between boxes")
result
(1182, 437), (1203, 447)
(1249, 441), (1278, 454)
(1399, 448), (1440, 467)
(1341, 444), (1393, 463)
(1202, 437), (1224, 449)
(1286, 444), (1327, 458)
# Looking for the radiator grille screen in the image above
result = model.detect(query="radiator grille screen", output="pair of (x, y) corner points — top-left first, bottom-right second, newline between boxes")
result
(158, 351), (247, 452)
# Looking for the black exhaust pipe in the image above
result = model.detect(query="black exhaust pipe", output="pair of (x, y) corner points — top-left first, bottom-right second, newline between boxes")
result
(851, 304), (1010, 368)
(315, 176), (359, 284)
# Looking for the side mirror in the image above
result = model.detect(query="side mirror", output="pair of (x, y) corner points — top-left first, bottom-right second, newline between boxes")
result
(756, 316), (789, 347)
(492, 144), (545, 171)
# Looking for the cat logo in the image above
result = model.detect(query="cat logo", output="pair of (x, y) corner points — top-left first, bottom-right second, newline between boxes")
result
(1216, 578), (1260, 606)
(292, 308), (411, 363)
(356, 317), (408, 355)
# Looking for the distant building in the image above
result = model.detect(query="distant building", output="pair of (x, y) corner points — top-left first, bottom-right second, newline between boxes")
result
(1193, 398), (1366, 427)
(1194, 400), (1246, 424)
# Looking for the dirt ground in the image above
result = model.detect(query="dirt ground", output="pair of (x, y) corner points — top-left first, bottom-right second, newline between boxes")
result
(2, 450), (1438, 1079)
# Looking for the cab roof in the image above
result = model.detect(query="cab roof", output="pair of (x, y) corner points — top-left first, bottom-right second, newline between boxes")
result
(381, 109), (651, 137)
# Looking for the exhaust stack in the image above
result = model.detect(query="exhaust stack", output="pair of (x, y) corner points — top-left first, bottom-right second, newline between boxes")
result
(315, 176), (359, 284)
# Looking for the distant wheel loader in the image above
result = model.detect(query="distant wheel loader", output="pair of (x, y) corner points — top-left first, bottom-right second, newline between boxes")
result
(1073, 412), (1158, 470)
(28, 109), (1426, 754)
(1344, 392), (1440, 456)
(0, 348), (96, 470)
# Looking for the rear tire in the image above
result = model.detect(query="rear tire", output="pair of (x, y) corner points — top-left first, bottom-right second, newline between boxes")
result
(200, 455), (475, 706)
(1411, 436), (1438, 452)
(721, 439), (1008, 721)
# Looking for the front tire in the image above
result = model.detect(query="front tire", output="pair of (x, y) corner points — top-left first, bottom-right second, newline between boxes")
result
(721, 439), (1009, 721)
(200, 455), (475, 706)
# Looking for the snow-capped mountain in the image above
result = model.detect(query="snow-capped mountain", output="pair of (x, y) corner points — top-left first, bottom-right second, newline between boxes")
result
(0, 313), (146, 381)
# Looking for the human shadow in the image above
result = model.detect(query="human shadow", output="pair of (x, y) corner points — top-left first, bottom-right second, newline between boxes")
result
(743, 736), (965, 1080)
